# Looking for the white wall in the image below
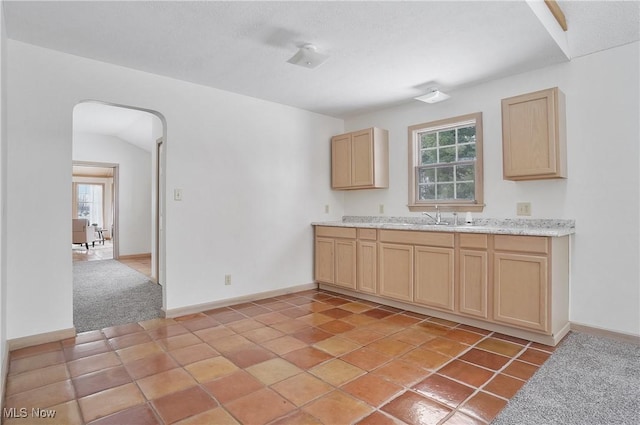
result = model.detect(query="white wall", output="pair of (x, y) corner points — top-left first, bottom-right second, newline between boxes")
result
(6, 41), (344, 339)
(344, 42), (640, 336)
(73, 133), (152, 256)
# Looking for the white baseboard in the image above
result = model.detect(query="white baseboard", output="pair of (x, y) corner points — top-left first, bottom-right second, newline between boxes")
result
(118, 253), (151, 260)
(163, 283), (318, 318)
(7, 327), (77, 351)
(570, 322), (640, 345)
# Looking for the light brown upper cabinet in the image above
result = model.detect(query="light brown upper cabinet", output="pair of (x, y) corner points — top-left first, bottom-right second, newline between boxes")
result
(331, 127), (389, 189)
(501, 87), (567, 180)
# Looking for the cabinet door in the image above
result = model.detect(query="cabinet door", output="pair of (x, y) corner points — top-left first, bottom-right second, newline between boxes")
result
(459, 249), (488, 318)
(414, 247), (455, 311)
(378, 243), (413, 302)
(315, 237), (334, 284)
(494, 252), (548, 332)
(335, 239), (356, 289)
(351, 129), (374, 187)
(357, 241), (377, 294)
(502, 87), (566, 180)
(331, 134), (352, 188)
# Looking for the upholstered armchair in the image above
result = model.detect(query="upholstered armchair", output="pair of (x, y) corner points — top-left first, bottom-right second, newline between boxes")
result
(72, 218), (93, 249)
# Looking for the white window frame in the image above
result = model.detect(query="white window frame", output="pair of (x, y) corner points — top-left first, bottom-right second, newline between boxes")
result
(408, 112), (484, 212)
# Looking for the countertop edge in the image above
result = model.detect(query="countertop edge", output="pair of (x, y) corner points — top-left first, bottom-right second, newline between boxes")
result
(311, 221), (575, 237)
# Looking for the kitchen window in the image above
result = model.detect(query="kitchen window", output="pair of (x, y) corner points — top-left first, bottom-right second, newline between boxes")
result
(408, 112), (484, 212)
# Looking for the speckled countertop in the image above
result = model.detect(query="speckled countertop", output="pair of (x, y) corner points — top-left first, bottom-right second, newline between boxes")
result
(312, 216), (575, 237)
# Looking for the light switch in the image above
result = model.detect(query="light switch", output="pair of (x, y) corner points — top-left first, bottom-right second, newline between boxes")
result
(174, 189), (183, 201)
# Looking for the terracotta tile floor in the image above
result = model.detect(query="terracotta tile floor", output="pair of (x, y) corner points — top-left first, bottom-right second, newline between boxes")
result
(3, 289), (557, 425)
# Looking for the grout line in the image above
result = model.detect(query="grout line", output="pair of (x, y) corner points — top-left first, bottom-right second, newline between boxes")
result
(5, 290), (554, 425)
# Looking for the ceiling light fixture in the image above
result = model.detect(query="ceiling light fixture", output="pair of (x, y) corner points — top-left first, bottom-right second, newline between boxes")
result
(287, 44), (329, 69)
(415, 89), (451, 104)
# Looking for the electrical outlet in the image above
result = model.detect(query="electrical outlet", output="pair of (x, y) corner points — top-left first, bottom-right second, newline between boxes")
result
(224, 274), (231, 285)
(324, 204), (330, 214)
(174, 189), (183, 201)
(379, 204), (385, 214)
(517, 202), (532, 216)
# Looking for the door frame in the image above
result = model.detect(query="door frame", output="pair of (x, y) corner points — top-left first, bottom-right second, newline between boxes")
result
(73, 99), (168, 297)
(72, 161), (120, 259)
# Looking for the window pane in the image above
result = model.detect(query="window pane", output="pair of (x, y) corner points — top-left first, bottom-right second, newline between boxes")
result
(421, 133), (436, 149)
(437, 183), (454, 199)
(439, 130), (455, 146)
(418, 167), (435, 184)
(78, 203), (90, 218)
(419, 184), (435, 200)
(76, 184), (103, 227)
(457, 126), (476, 143)
(421, 149), (437, 165)
(458, 144), (476, 161)
(437, 166), (454, 182)
(439, 146), (456, 163)
(456, 164), (475, 181)
(457, 182), (475, 200)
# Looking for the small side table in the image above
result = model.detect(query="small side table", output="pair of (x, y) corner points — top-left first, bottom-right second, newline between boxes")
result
(94, 227), (105, 245)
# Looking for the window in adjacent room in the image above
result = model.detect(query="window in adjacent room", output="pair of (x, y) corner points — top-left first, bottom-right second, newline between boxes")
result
(408, 112), (484, 212)
(74, 183), (104, 227)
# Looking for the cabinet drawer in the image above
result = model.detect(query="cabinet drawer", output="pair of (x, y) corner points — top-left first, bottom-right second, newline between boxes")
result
(357, 228), (377, 240)
(379, 230), (454, 248)
(459, 234), (488, 249)
(315, 226), (356, 239)
(494, 235), (548, 254)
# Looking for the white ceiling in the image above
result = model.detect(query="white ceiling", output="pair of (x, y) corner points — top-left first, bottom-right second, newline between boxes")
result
(4, 0), (639, 123)
(73, 102), (156, 152)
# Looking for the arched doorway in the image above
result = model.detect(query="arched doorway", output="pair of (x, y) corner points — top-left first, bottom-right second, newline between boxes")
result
(71, 101), (167, 331)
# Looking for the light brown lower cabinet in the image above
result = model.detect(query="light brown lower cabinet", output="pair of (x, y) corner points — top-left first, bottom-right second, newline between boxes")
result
(414, 246), (455, 311)
(334, 240), (356, 289)
(314, 237), (334, 284)
(357, 240), (377, 294)
(378, 243), (414, 302)
(314, 226), (569, 344)
(314, 227), (356, 290)
(458, 249), (489, 318)
(493, 235), (553, 332)
(458, 233), (489, 319)
(494, 252), (548, 331)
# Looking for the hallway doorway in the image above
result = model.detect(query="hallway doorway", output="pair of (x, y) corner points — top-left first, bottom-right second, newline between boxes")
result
(71, 101), (166, 331)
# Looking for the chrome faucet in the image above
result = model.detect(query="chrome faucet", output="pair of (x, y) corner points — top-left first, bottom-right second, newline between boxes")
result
(422, 205), (443, 224)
